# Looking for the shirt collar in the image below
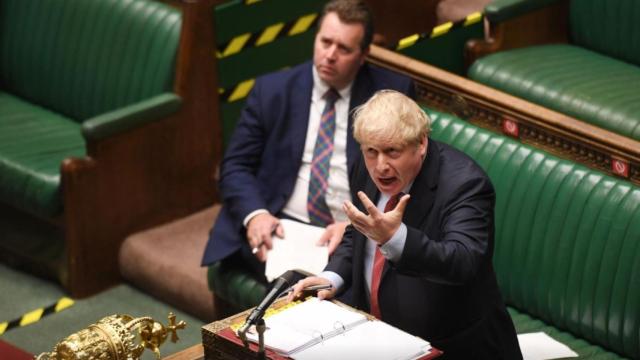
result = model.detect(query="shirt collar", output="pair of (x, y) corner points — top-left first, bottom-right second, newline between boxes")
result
(312, 66), (353, 102)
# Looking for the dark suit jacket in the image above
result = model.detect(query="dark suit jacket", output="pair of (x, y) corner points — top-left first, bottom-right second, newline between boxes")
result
(202, 61), (415, 266)
(326, 140), (522, 359)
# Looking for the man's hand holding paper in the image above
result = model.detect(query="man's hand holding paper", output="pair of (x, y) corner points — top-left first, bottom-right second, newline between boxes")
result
(264, 219), (334, 282)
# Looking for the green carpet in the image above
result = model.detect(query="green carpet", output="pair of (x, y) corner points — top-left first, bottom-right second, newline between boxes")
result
(0, 263), (205, 358)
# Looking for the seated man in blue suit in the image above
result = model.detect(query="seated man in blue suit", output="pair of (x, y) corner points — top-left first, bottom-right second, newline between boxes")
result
(289, 91), (522, 359)
(201, 0), (415, 285)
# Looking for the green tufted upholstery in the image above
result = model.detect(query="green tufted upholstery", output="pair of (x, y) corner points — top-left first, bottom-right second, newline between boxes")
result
(0, 0), (181, 218)
(430, 109), (639, 359)
(468, 45), (640, 141)
(0, 0), (180, 121)
(469, 0), (640, 141)
(570, 0), (640, 66)
(0, 93), (85, 217)
(208, 262), (268, 314)
(208, 108), (639, 358)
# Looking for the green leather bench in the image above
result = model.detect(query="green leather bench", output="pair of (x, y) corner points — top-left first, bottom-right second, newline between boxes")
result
(210, 108), (639, 358)
(467, 0), (640, 141)
(0, 0), (219, 297)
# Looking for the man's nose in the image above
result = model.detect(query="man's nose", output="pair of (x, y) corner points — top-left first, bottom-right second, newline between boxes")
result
(326, 45), (338, 61)
(376, 155), (390, 172)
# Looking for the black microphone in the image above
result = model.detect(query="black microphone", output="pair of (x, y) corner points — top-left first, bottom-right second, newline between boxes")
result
(238, 270), (297, 341)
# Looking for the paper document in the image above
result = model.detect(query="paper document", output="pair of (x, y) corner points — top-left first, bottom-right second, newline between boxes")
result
(517, 332), (578, 360)
(293, 320), (431, 360)
(265, 219), (328, 281)
(245, 298), (368, 355)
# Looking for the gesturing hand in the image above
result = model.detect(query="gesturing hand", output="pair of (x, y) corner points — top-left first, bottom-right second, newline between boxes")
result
(246, 213), (284, 262)
(342, 191), (410, 245)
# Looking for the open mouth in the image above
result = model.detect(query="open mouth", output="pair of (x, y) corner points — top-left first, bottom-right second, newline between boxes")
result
(378, 177), (397, 186)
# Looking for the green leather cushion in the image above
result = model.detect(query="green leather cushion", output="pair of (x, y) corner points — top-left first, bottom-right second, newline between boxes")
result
(570, 0), (640, 66)
(0, 0), (180, 122)
(208, 261), (267, 312)
(0, 92), (85, 217)
(509, 307), (626, 359)
(468, 44), (640, 141)
(429, 109), (639, 359)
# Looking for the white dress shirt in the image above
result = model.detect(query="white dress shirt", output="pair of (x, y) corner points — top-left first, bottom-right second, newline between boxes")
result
(244, 67), (353, 226)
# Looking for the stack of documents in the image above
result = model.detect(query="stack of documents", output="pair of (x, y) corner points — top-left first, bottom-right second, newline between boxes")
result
(243, 298), (432, 360)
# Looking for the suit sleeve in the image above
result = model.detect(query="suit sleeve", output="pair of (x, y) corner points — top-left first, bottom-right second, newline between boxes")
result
(325, 224), (356, 287)
(218, 80), (270, 223)
(395, 175), (495, 286)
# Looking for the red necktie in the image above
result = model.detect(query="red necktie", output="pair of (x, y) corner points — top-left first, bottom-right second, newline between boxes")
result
(369, 193), (403, 319)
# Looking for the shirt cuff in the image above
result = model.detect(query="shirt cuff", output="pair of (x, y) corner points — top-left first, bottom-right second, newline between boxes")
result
(319, 271), (344, 292)
(379, 223), (407, 263)
(243, 209), (269, 227)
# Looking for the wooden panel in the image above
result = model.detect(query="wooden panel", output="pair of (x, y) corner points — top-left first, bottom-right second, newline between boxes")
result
(368, 45), (640, 185)
(61, 0), (221, 297)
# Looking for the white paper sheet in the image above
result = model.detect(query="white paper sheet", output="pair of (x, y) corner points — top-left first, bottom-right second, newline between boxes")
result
(265, 219), (328, 281)
(293, 320), (431, 360)
(517, 332), (578, 360)
(245, 298), (368, 355)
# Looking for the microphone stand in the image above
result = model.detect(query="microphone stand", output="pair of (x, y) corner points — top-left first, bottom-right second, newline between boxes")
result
(256, 318), (266, 360)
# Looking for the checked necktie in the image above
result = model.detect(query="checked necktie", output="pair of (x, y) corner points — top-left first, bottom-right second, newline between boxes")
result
(370, 192), (404, 319)
(307, 88), (340, 226)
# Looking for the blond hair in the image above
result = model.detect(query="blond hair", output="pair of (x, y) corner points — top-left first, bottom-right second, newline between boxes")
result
(352, 90), (431, 147)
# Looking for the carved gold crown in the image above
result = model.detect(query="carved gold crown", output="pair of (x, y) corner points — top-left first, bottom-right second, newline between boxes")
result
(36, 312), (186, 360)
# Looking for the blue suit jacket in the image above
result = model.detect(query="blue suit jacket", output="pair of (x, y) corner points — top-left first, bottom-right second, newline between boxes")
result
(202, 61), (414, 266)
(327, 140), (522, 359)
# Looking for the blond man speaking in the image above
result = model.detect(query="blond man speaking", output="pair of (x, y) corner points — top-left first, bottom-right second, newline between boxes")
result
(291, 91), (522, 359)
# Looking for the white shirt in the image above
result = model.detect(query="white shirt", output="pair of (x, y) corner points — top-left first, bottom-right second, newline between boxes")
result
(244, 67), (352, 226)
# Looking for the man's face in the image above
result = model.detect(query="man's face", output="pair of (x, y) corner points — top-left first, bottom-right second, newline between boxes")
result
(313, 12), (368, 90)
(361, 136), (427, 195)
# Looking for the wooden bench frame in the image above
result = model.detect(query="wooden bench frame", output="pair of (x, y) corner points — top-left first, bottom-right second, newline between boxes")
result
(41, 0), (221, 297)
(367, 44), (640, 185)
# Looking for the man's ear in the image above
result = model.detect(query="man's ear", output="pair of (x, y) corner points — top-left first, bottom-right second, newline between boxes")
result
(419, 136), (428, 158)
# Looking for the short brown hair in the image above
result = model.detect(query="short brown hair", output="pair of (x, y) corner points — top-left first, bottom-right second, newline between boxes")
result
(318, 0), (373, 51)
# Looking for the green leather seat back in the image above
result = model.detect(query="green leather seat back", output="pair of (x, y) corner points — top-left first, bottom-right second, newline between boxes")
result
(570, 0), (640, 66)
(215, 0), (325, 147)
(0, 0), (181, 122)
(427, 108), (640, 359)
(0, 92), (84, 217)
(468, 44), (640, 140)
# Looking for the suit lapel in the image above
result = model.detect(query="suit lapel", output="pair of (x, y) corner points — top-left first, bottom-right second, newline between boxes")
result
(381, 140), (439, 279)
(289, 63), (314, 165)
(404, 139), (439, 228)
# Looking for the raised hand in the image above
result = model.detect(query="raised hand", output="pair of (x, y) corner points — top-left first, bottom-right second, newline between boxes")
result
(343, 191), (410, 245)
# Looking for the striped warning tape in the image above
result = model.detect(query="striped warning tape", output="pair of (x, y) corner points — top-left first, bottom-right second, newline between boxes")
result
(219, 78), (256, 103)
(395, 11), (483, 51)
(217, 13), (319, 58)
(0, 297), (74, 335)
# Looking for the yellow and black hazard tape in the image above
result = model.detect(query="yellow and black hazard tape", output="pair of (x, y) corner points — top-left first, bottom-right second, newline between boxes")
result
(219, 78), (256, 103)
(217, 12), (319, 58)
(395, 11), (483, 51)
(0, 297), (74, 335)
